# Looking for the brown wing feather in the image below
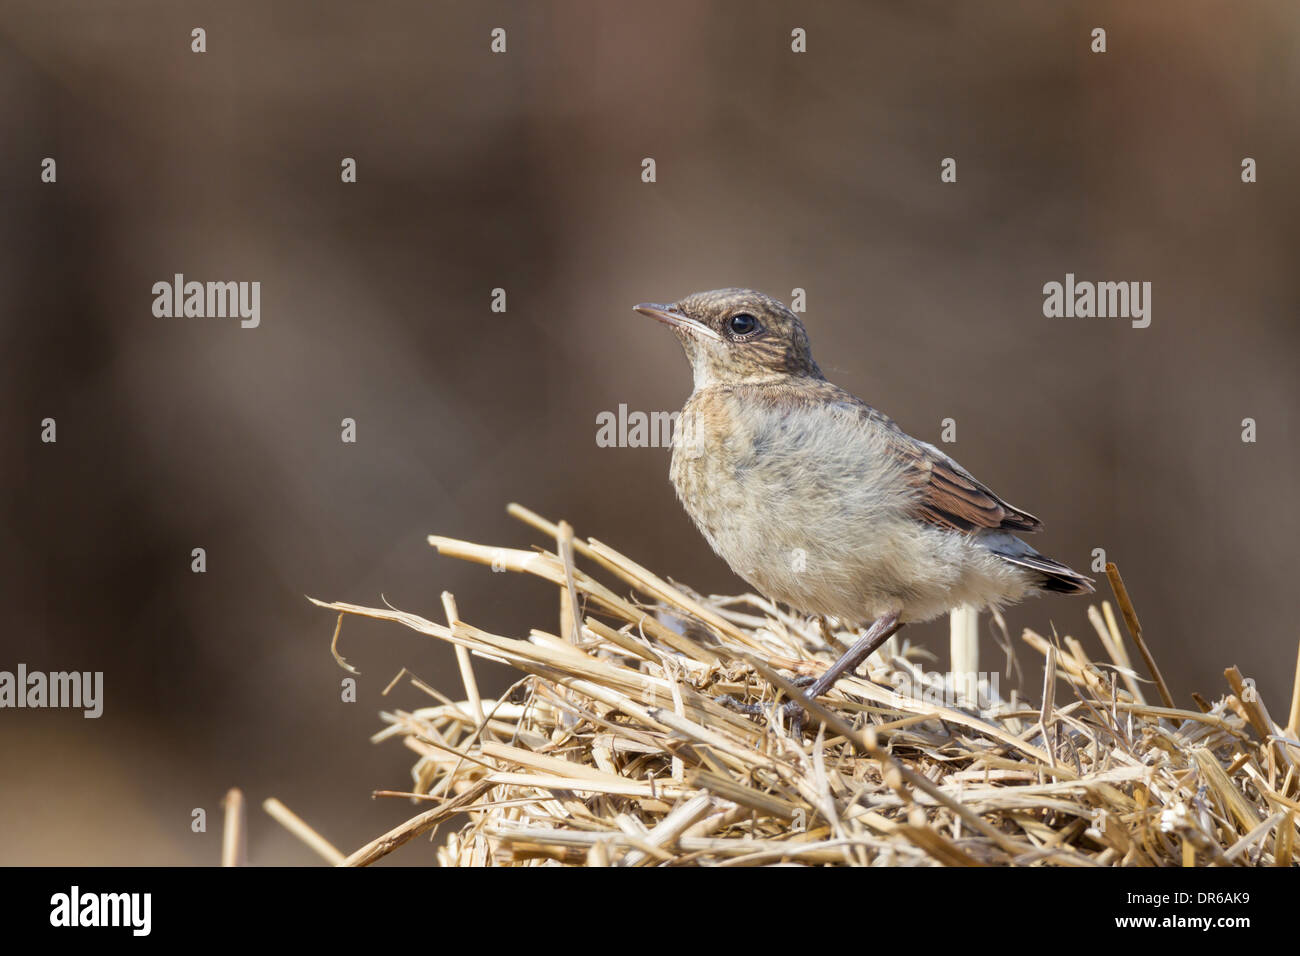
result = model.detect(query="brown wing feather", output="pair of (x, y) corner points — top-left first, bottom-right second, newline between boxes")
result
(847, 395), (1043, 534)
(887, 432), (1043, 534)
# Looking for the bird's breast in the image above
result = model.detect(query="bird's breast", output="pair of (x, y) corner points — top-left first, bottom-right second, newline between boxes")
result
(668, 387), (933, 620)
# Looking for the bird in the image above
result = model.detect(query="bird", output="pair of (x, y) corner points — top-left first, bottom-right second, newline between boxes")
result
(633, 288), (1093, 722)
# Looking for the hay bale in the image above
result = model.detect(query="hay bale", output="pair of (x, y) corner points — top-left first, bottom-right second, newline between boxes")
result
(305, 504), (1300, 867)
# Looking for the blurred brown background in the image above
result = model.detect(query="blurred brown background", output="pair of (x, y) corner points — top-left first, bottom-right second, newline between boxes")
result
(1, 1), (1296, 864)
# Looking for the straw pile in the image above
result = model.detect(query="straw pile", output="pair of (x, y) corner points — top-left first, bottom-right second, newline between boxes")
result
(306, 504), (1300, 866)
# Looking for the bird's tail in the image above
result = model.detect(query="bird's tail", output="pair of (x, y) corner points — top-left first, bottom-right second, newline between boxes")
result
(976, 530), (1095, 595)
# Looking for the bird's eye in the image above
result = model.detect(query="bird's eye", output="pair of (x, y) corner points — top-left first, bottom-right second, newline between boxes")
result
(728, 313), (760, 336)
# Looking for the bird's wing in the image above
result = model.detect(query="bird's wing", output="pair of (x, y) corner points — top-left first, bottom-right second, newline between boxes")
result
(893, 435), (1043, 533)
(842, 398), (1044, 534)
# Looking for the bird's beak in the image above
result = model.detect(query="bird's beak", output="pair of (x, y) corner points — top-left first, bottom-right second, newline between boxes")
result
(634, 303), (722, 341)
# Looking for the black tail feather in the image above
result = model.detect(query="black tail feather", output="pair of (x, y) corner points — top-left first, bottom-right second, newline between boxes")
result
(1002, 551), (1095, 594)
(976, 531), (1095, 595)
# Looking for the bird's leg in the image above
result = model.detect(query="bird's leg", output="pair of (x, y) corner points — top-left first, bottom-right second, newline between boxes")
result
(809, 612), (903, 698)
(786, 611), (904, 734)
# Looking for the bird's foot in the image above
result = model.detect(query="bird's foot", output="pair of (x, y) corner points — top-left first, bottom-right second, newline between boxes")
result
(716, 676), (817, 732)
(713, 694), (768, 716)
(722, 612), (904, 739)
(781, 685), (821, 738)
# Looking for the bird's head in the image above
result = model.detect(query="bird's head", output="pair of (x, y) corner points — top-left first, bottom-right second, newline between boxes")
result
(634, 288), (823, 389)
